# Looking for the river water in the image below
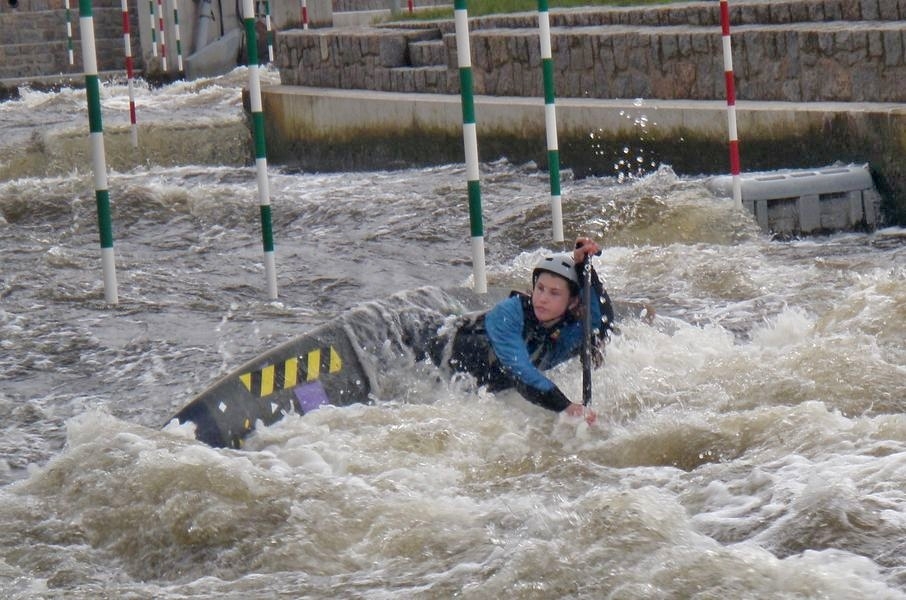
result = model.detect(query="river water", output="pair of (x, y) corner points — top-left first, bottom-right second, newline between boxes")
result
(1, 68), (905, 599)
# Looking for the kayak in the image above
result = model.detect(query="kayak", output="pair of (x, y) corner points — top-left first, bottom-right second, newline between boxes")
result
(168, 287), (496, 448)
(168, 285), (643, 448)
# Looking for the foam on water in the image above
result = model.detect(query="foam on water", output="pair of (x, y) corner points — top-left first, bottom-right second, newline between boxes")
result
(2, 69), (906, 597)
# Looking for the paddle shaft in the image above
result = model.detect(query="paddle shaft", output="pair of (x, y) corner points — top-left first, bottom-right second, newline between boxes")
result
(581, 254), (593, 406)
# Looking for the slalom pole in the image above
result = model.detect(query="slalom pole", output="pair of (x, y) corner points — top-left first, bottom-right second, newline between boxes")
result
(300, 0), (308, 29)
(407, 0), (413, 13)
(453, 0), (487, 294)
(148, 0), (158, 60)
(536, 0), (564, 243)
(719, 0), (742, 209)
(79, 0), (119, 305)
(121, 0), (138, 148)
(64, 0), (75, 65)
(156, 0), (168, 71)
(243, 0), (278, 299)
(172, 0), (185, 75)
(264, 0), (274, 63)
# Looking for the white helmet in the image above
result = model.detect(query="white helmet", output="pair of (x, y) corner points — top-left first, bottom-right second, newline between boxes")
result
(532, 254), (579, 291)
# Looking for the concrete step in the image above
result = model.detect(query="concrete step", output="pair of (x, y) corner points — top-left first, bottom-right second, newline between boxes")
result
(386, 65), (450, 92)
(408, 39), (447, 68)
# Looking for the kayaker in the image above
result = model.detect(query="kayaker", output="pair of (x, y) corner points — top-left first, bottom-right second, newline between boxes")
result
(435, 237), (613, 425)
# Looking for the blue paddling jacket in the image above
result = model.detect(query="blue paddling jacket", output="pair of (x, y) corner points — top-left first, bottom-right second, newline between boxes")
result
(446, 267), (613, 411)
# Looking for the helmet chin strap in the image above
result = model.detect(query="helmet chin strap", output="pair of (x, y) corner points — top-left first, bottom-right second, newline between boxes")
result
(568, 297), (580, 313)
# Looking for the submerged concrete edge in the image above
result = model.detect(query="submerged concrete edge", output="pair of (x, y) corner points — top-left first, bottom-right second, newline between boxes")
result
(261, 85), (906, 227)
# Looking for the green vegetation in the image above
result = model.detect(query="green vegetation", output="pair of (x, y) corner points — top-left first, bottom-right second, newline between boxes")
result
(391, 0), (676, 20)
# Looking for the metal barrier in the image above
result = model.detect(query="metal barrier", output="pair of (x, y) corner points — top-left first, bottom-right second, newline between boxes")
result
(708, 164), (882, 235)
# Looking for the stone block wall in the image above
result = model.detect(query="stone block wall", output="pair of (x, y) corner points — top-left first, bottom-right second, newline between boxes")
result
(276, 0), (906, 102)
(0, 0), (141, 81)
(333, 0), (449, 12)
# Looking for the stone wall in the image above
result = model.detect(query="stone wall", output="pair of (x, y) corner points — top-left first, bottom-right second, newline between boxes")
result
(0, 0), (141, 82)
(276, 0), (906, 102)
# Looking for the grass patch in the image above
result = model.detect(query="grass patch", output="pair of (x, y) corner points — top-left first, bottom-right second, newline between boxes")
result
(391, 0), (677, 20)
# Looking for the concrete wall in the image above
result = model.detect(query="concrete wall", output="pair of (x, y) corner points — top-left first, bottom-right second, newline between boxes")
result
(260, 86), (906, 228)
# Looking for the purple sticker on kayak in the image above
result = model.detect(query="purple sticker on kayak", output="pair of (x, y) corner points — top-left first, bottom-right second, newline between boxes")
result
(294, 381), (330, 414)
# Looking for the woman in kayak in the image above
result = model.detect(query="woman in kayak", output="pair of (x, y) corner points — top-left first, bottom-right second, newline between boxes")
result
(436, 237), (613, 424)
(170, 237), (613, 447)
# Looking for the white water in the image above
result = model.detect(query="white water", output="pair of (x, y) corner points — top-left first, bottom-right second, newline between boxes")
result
(1, 69), (905, 599)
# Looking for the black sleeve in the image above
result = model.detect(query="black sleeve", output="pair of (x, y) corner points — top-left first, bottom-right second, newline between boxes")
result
(597, 277), (615, 331)
(575, 264), (615, 331)
(512, 379), (572, 412)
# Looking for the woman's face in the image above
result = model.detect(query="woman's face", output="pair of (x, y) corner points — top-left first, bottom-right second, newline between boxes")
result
(531, 272), (576, 325)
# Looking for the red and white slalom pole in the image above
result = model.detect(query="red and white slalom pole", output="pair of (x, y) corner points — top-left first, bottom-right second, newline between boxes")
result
(300, 0), (308, 29)
(720, 0), (742, 209)
(121, 0), (138, 147)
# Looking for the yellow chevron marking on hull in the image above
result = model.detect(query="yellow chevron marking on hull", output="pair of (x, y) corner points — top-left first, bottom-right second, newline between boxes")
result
(307, 349), (320, 381)
(238, 346), (344, 398)
(285, 356), (298, 388)
(261, 364), (275, 396)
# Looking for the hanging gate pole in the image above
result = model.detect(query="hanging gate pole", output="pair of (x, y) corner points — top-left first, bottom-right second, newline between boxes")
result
(243, 0), (279, 299)
(453, 0), (487, 294)
(79, 0), (119, 304)
(120, 0), (138, 148)
(536, 0), (564, 244)
(720, 0), (742, 209)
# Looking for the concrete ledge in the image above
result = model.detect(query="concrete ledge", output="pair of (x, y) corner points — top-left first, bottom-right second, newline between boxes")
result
(260, 85), (906, 226)
(333, 10), (393, 27)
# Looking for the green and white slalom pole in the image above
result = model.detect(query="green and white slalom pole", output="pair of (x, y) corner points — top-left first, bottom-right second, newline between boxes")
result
(264, 0), (274, 63)
(453, 0), (487, 293)
(64, 0), (75, 65)
(243, 0), (278, 299)
(79, 0), (118, 304)
(148, 0), (158, 61)
(172, 0), (185, 75)
(537, 0), (564, 244)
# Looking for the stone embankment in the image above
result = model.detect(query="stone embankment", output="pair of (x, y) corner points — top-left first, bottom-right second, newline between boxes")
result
(266, 0), (906, 227)
(0, 0), (141, 85)
(277, 0), (906, 103)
